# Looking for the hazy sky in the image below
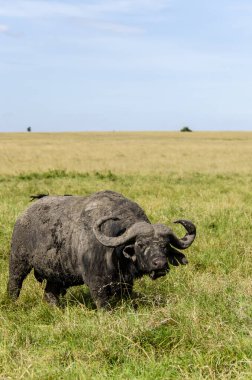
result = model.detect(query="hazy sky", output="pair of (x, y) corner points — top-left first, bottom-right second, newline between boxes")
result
(0, 0), (252, 132)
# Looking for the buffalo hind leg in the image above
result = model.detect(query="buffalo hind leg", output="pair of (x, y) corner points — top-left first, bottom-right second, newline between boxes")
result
(8, 261), (32, 301)
(44, 281), (66, 306)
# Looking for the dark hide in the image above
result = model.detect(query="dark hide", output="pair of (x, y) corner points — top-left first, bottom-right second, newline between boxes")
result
(8, 190), (196, 308)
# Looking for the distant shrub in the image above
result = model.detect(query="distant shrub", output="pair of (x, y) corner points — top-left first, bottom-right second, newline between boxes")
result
(95, 170), (117, 181)
(180, 126), (192, 132)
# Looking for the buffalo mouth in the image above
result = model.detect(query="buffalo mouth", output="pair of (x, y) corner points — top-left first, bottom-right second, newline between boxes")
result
(149, 268), (169, 280)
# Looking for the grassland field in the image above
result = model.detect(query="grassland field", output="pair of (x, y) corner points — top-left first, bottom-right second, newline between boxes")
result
(0, 132), (251, 379)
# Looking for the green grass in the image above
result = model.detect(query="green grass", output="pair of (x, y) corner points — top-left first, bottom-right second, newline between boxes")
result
(0, 168), (252, 379)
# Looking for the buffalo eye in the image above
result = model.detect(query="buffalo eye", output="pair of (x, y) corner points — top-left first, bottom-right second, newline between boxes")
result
(123, 245), (137, 262)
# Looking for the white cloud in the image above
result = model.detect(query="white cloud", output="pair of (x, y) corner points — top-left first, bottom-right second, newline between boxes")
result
(0, 23), (9, 33)
(0, 0), (170, 18)
(0, 0), (170, 36)
(82, 20), (143, 34)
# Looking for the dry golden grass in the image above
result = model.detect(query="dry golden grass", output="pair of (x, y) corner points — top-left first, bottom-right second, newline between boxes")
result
(1, 131), (252, 175)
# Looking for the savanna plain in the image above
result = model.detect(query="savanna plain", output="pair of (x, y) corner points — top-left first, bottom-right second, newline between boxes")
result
(0, 132), (252, 379)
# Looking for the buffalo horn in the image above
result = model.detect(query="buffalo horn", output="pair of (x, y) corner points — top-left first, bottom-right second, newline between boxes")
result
(154, 219), (196, 249)
(93, 216), (153, 247)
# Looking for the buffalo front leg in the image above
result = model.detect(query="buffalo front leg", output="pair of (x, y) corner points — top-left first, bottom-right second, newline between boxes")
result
(89, 282), (113, 309)
(89, 280), (134, 309)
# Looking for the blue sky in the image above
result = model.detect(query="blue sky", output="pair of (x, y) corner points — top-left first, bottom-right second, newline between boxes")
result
(0, 0), (252, 132)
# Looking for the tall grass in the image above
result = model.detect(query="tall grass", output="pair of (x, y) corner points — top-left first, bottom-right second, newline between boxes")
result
(0, 132), (252, 379)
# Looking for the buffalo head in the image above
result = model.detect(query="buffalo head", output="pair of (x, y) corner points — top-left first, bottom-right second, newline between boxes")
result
(93, 217), (196, 280)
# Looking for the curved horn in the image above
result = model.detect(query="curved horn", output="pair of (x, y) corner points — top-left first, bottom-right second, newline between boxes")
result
(93, 216), (153, 247)
(154, 219), (196, 249)
(170, 219), (196, 249)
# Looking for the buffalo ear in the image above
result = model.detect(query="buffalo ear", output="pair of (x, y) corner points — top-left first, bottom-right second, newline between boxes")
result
(167, 247), (188, 266)
(123, 245), (137, 262)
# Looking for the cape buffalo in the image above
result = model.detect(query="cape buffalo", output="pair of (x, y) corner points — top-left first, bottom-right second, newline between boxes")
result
(8, 190), (196, 308)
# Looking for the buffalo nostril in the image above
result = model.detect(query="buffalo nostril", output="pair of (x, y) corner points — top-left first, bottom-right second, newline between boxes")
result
(152, 258), (167, 268)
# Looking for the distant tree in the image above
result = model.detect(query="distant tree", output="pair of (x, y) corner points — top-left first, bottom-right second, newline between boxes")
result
(180, 126), (192, 132)
(27, 127), (32, 132)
